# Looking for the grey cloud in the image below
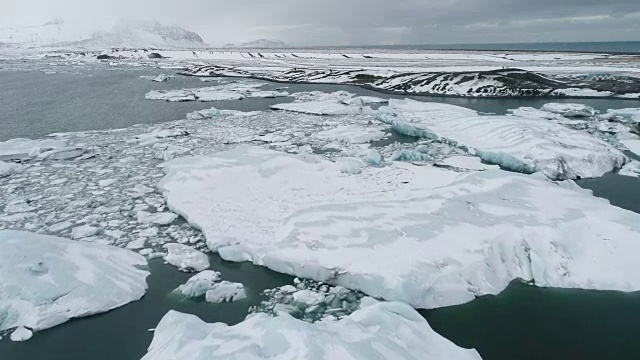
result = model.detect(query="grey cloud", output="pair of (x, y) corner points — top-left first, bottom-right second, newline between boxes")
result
(2, 0), (639, 45)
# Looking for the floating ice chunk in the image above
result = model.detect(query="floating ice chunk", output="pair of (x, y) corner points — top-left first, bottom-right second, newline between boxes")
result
(140, 74), (172, 82)
(175, 270), (222, 297)
(158, 146), (640, 309)
(145, 90), (195, 102)
(204, 281), (247, 303)
(0, 161), (20, 178)
(363, 149), (382, 165)
(163, 243), (209, 272)
(0, 138), (67, 161)
(0, 230), (148, 335)
(619, 161), (640, 177)
(71, 225), (100, 239)
(126, 238), (146, 250)
(621, 139), (640, 157)
(141, 303), (482, 360)
(338, 158), (364, 174)
(441, 156), (499, 171)
(132, 129), (189, 146)
(540, 103), (597, 117)
(137, 211), (178, 225)
(313, 125), (385, 144)
(271, 100), (369, 115)
(376, 99), (626, 180)
(249, 91), (289, 98)
(37, 147), (87, 160)
(10, 327), (33, 342)
(139, 227), (159, 237)
(194, 90), (243, 101)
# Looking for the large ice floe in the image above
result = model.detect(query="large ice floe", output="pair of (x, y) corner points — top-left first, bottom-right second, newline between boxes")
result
(0, 138), (67, 161)
(271, 91), (374, 115)
(144, 80), (289, 102)
(0, 230), (149, 338)
(375, 99), (626, 180)
(142, 303), (482, 360)
(159, 145), (640, 309)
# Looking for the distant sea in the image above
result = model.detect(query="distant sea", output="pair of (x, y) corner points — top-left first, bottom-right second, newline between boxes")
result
(311, 41), (640, 54)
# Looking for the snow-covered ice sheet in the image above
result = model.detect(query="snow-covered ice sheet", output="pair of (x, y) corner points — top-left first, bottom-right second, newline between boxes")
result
(141, 303), (482, 360)
(0, 230), (148, 336)
(441, 156), (500, 171)
(159, 146), (640, 309)
(376, 99), (626, 180)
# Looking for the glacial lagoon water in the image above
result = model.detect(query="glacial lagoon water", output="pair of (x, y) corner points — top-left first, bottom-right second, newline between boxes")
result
(1, 67), (640, 360)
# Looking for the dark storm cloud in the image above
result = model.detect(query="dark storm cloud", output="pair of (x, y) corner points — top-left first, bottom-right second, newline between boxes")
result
(2, 0), (640, 45)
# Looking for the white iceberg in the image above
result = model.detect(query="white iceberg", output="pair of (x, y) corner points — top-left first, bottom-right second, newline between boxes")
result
(141, 303), (482, 360)
(0, 230), (148, 337)
(194, 90), (244, 102)
(204, 281), (247, 303)
(375, 99), (626, 180)
(249, 90), (290, 98)
(605, 108), (640, 123)
(0, 138), (67, 161)
(145, 90), (196, 102)
(37, 146), (87, 160)
(163, 243), (210, 272)
(140, 74), (171, 82)
(343, 96), (388, 105)
(175, 270), (221, 297)
(313, 125), (385, 144)
(159, 146), (640, 309)
(540, 103), (597, 117)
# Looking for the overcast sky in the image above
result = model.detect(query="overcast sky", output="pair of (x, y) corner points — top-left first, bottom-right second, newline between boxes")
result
(3, 0), (640, 45)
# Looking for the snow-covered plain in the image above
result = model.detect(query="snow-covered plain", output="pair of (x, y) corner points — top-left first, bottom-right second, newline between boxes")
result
(142, 303), (482, 360)
(159, 146), (640, 309)
(0, 230), (149, 338)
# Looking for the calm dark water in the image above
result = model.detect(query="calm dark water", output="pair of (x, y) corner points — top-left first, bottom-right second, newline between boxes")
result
(0, 255), (293, 360)
(2, 68), (640, 360)
(2, 68), (640, 141)
(314, 41), (640, 54)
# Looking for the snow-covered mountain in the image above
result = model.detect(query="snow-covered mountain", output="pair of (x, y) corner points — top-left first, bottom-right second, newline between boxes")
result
(235, 39), (288, 48)
(0, 19), (206, 49)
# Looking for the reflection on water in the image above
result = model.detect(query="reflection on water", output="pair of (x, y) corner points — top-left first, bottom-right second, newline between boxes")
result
(423, 281), (640, 360)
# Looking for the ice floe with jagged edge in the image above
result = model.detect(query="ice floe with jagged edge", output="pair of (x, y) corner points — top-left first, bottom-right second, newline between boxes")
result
(0, 230), (149, 341)
(145, 80), (289, 102)
(0, 138), (68, 161)
(271, 90), (382, 115)
(158, 146), (640, 310)
(250, 278), (367, 323)
(0, 161), (21, 178)
(375, 99), (626, 180)
(142, 302), (482, 360)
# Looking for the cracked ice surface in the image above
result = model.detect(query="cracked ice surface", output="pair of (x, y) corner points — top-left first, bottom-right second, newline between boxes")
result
(142, 303), (482, 360)
(159, 146), (640, 309)
(375, 99), (627, 180)
(0, 230), (148, 337)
